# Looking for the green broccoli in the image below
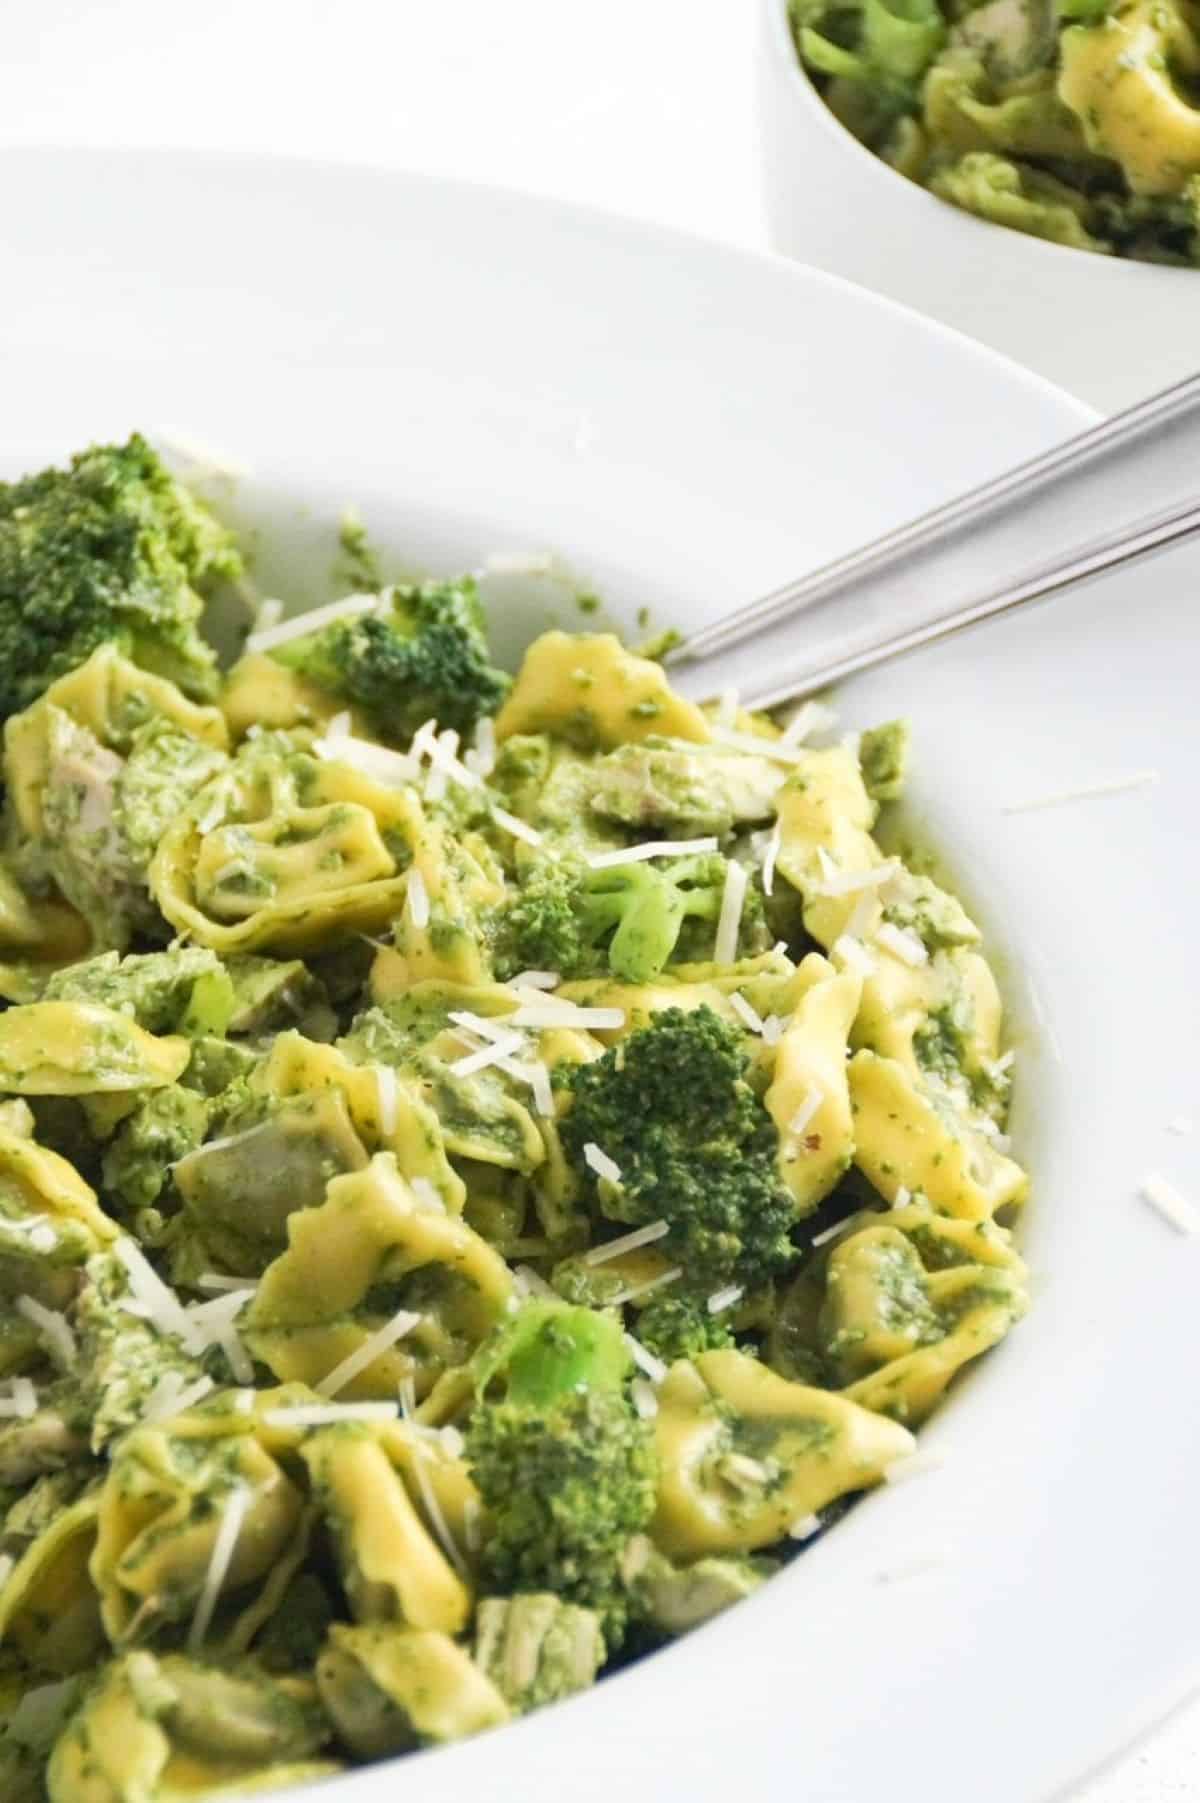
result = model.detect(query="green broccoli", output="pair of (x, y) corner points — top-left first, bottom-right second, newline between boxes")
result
(465, 1301), (657, 1648)
(267, 576), (510, 741)
(43, 946), (229, 1034)
(490, 852), (744, 985)
(0, 435), (240, 720)
(635, 1293), (736, 1365)
(561, 1006), (799, 1291)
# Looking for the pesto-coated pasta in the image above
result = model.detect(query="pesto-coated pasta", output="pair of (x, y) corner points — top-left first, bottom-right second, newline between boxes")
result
(0, 436), (1030, 1800)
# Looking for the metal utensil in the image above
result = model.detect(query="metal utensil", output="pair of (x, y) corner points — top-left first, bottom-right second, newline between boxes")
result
(668, 371), (1200, 709)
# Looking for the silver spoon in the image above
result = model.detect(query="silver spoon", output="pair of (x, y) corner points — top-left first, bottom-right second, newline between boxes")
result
(667, 371), (1200, 709)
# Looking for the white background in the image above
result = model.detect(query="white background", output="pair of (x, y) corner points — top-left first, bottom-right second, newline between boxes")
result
(0, 4), (1195, 1798)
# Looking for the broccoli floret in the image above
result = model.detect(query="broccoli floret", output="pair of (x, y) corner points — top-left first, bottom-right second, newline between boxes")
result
(0, 435), (240, 720)
(43, 946), (227, 1034)
(268, 576), (510, 741)
(490, 852), (740, 985)
(465, 1301), (657, 1648)
(561, 1006), (799, 1291)
(636, 1294), (736, 1365)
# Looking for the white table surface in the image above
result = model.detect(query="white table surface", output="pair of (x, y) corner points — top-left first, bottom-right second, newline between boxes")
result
(0, 4), (1195, 1798)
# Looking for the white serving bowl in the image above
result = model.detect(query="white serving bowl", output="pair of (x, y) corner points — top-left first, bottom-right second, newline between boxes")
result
(1, 150), (1198, 1803)
(756, 0), (1196, 412)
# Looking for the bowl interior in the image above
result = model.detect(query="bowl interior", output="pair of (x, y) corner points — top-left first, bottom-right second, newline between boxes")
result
(1, 149), (1198, 1803)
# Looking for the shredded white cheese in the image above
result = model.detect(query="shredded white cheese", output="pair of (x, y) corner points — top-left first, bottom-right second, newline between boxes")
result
(411, 1177), (446, 1213)
(510, 1002), (625, 1031)
(1001, 770), (1160, 814)
(513, 1264), (556, 1299)
(813, 858), (901, 898)
(584, 1220), (670, 1266)
(761, 1013), (788, 1047)
(449, 1010), (522, 1047)
(714, 861), (747, 966)
(510, 970), (559, 991)
(448, 1031), (526, 1078)
(715, 688), (740, 727)
(246, 591), (378, 654)
(195, 1273), (259, 1294)
(761, 822), (782, 898)
(314, 730), (416, 789)
(706, 1284), (744, 1315)
(624, 1332), (668, 1386)
(883, 1450), (945, 1485)
(142, 1373), (215, 1425)
(11, 1377), (36, 1419)
(469, 716), (497, 778)
(1139, 1171), (1200, 1236)
(316, 1309), (422, 1397)
(709, 725), (808, 765)
(587, 837), (719, 870)
(406, 868), (430, 929)
(408, 1443), (468, 1576)
(875, 922), (928, 967)
(188, 1485), (251, 1653)
(778, 699), (838, 748)
(583, 1142), (623, 1185)
(492, 806), (543, 846)
(787, 1513), (822, 1542)
(810, 1219), (850, 1249)
(607, 1266), (683, 1307)
(832, 934), (877, 978)
(891, 1185), (913, 1210)
(15, 1297), (76, 1368)
(375, 1066), (399, 1137)
(631, 1380), (659, 1421)
(728, 991), (764, 1035)
(115, 1238), (197, 1348)
(787, 1088), (825, 1140)
(261, 1401), (401, 1428)
(0, 1553), (14, 1590)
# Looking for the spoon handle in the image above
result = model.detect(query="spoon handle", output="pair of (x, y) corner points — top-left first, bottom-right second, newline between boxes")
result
(668, 370), (1200, 706)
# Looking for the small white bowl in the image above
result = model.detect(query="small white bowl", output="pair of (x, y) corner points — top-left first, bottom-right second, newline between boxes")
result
(756, 0), (1195, 412)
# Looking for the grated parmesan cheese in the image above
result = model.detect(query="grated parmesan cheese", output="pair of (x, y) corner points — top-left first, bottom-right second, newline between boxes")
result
(11, 1377), (36, 1419)
(787, 1087), (824, 1139)
(0, 1553), (13, 1590)
(832, 935), (877, 978)
(584, 1220), (670, 1266)
(408, 1442), (468, 1577)
(587, 837), (719, 870)
(510, 1000), (625, 1031)
(810, 1219), (850, 1249)
(891, 1185), (913, 1210)
(115, 1238), (197, 1348)
(709, 725), (808, 765)
(728, 991), (764, 1035)
(875, 922), (928, 967)
(375, 1066), (399, 1137)
(448, 1031), (526, 1078)
(1139, 1171), (1200, 1236)
(261, 1401), (401, 1428)
(469, 716), (497, 779)
(813, 859), (901, 898)
(624, 1332), (667, 1386)
(410, 1177), (446, 1213)
(715, 688), (740, 728)
(15, 1297), (76, 1368)
(761, 1013), (789, 1047)
(491, 806), (543, 846)
(316, 1309), (422, 1397)
(314, 730), (416, 789)
(788, 1513), (822, 1542)
(188, 1485), (251, 1653)
(583, 1142), (623, 1185)
(195, 1273), (259, 1294)
(510, 970), (560, 991)
(706, 1284), (744, 1315)
(1002, 770), (1160, 814)
(631, 1380), (659, 1421)
(513, 1264), (556, 1299)
(407, 868), (430, 929)
(246, 591), (377, 655)
(607, 1266), (683, 1307)
(142, 1373), (215, 1425)
(761, 822), (782, 898)
(778, 699), (838, 748)
(714, 861), (747, 966)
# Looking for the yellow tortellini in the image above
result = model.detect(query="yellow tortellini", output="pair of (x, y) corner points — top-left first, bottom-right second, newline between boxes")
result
(301, 1426), (471, 1634)
(849, 1049), (1028, 1218)
(46, 1652), (339, 1801)
(316, 1622), (508, 1758)
(0, 1490), (106, 1676)
(150, 734), (427, 954)
(376, 816), (504, 988)
(91, 1419), (306, 1646)
(652, 1349), (914, 1559)
(765, 953), (861, 1214)
(0, 1003), (189, 1096)
(1059, 0), (1200, 196)
(221, 651), (362, 740)
(495, 631), (711, 749)
(823, 1204), (1029, 1423)
(244, 1155), (514, 1399)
